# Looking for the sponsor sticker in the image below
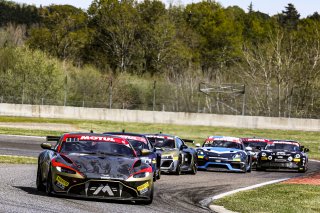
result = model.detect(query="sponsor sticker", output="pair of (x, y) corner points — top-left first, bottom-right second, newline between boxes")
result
(293, 159), (301, 162)
(198, 155), (204, 159)
(137, 182), (149, 194)
(55, 176), (69, 189)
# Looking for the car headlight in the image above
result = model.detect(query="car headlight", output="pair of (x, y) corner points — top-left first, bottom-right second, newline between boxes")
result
(197, 150), (204, 155)
(133, 172), (149, 178)
(295, 154), (300, 158)
(233, 153), (241, 159)
(55, 166), (76, 174)
(268, 156), (272, 160)
(261, 152), (267, 157)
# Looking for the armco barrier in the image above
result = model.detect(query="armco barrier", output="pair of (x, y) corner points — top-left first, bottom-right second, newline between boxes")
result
(0, 103), (319, 131)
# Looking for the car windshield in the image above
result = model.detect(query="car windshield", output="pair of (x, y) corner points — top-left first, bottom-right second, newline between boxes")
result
(243, 142), (267, 151)
(150, 138), (175, 149)
(204, 140), (242, 149)
(265, 143), (300, 152)
(60, 141), (135, 157)
(127, 139), (149, 151)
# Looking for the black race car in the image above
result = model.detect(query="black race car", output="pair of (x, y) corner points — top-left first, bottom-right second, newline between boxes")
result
(37, 133), (154, 204)
(104, 132), (161, 181)
(256, 140), (309, 172)
(145, 133), (197, 175)
(242, 138), (271, 169)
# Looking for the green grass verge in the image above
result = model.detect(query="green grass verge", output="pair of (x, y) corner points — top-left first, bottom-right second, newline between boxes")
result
(0, 116), (319, 159)
(0, 155), (37, 164)
(214, 183), (320, 213)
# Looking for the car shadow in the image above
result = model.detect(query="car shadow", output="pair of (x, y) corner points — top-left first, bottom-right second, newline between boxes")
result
(13, 186), (144, 205)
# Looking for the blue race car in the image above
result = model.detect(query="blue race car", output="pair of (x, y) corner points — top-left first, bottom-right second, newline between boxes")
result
(196, 136), (252, 173)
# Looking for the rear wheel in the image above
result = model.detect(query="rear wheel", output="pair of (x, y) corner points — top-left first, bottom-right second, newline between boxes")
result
(191, 162), (197, 175)
(156, 169), (161, 180)
(36, 164), (45, 191)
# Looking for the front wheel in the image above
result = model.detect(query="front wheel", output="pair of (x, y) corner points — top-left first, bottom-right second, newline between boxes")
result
(46, 169), (53, 196)
(36, 165), (45, 191)
(175, 162), (182, 175)
(137, 183), (154, 205)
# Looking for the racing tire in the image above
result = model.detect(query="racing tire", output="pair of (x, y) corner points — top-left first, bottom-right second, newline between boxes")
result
(298, 166), (307, 173)
(191, 163), (197, 175)
(175, 162), (182, 175)
(247, 162), (252, 173)
(36, 164), (45, 191)
(137, 183), (154, 205)
(46, 169), (53, 196)
(156, 169), (161, 180)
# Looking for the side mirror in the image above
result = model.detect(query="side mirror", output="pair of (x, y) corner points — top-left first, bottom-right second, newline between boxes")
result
(180, 144), (188, 150)
(304, 148), (309, 153)
(195, 143), (201, 147)
(141, 149), (152, 156)
(41, 143), (53, 150)
(245, 147), (252, 152)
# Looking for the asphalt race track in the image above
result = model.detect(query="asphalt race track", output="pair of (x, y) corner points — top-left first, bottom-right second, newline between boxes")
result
(0, 135), (319, 213)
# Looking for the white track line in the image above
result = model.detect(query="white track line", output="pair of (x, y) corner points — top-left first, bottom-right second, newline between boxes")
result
(200, 178), (289, 207)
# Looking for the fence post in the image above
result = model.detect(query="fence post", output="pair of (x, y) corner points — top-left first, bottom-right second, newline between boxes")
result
(153, 81), (156, 111)
(64, 75), (67, 106)
(41, 98), (44, 105)
(109, 79), (112, 109)
(242, 85), (246, 116)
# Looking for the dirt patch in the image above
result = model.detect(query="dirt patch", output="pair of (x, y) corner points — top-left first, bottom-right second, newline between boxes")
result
(283, 172), (320, 185)
(0, 122), (82, 132)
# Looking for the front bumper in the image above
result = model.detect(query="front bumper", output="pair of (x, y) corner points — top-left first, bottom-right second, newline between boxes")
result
(160, 159), (178, 173)
(197, 156), (245, 172)
(257, 157), (305, 170)
(51, 174), (153, 201)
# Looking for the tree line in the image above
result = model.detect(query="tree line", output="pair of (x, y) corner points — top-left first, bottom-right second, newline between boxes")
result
(0, 0), (319, 118)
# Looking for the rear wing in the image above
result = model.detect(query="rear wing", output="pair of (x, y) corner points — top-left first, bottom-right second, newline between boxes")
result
(46, 136), (61, 142)
(182, 139), (194, 144)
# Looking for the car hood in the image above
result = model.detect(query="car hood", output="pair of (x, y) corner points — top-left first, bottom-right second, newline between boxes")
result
(59, 153), (143, 180)
(201, 147), (241, 154)
(157, 148), (178, 156)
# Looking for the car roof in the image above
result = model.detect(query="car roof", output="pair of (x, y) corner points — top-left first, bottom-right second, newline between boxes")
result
(61, 133), (130, 145)
(104, 132), (147, 137)
(206, 136), (242, 143)
(241, 138), (270, 142)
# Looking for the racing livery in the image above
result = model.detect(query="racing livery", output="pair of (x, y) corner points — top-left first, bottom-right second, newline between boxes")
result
(256, 140), (309, 172)
(104, 132), (161, 181)
(37, 133), (154, 204)
(242, 138), (271, 168)
(196, 136), (252, 173)
(145, 134), (197, 175)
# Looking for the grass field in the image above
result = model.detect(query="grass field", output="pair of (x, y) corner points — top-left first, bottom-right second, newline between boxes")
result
(214, 183), (320, 213)
(0, 116), (319, 159)
(0, 155), (37, 164)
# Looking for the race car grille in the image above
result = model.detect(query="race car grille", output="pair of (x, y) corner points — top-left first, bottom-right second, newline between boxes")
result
(259, 162), (299, 169)
(230, 163), (241, 170)
(161, 160), (173, 167)
(207, 164), (228, 169)
(68, 180), (138, 198)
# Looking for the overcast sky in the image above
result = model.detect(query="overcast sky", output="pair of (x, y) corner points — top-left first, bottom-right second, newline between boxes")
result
(14, 0), (318, 17)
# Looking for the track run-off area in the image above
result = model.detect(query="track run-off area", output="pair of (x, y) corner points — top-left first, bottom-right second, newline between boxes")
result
(0, 135), (319, 213)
